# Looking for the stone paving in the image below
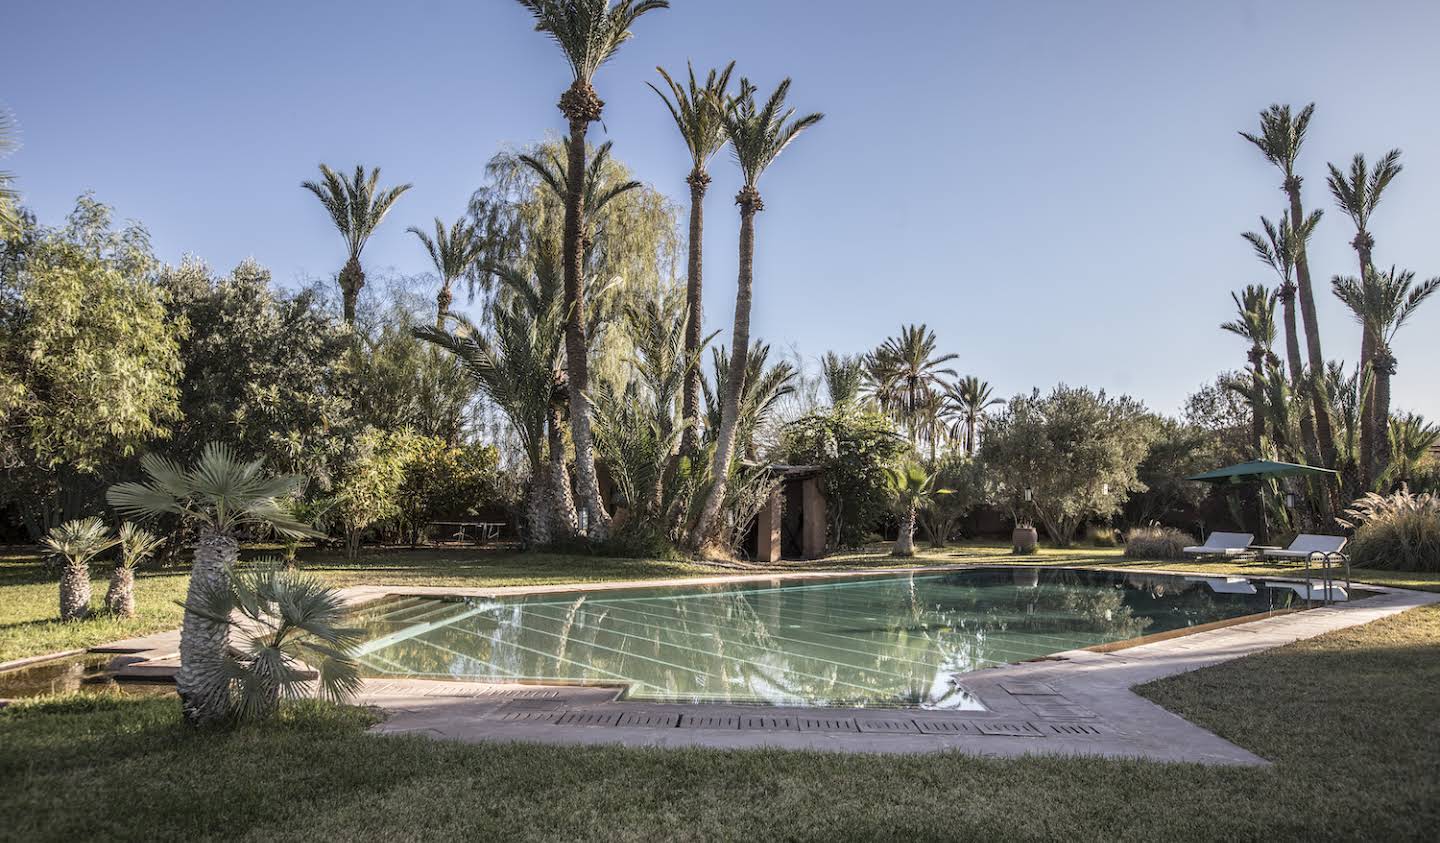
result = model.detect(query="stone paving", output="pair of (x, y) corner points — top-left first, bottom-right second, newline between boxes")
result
(85, 568), (1440, 765)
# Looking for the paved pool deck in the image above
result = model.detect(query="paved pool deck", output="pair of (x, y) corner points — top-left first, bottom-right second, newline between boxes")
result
(89, 566), (1440, 766)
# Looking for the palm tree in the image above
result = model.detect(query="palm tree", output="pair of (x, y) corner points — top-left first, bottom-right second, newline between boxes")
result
(649, 61), (735, 456)
(1240, 104), (1338, 469)
(887, 463), (944, 558)
(1327, 149), (1403, 485)
(1333, 266), (1439, 488)
(1243, 212), (1328, 477)
(301, 164), (412, 325)
(1221, 284), (1279, 541)
(107, 443), (318, 725)
(688, 78), (822, 549)
(821, 352), (865, 409)
(944, 375), (1005, 457)
(105, 522), (164, 618)
(189, 560), (362, 721)
(518, 140), (643, 256)
(1385, 413), (1440, 491)
(0, 109), (19, 238)
(409, 216), (486, 329)
(514, 0), (669, 540)
(41, 518), (117, 621)
(867, 324), (959, 447)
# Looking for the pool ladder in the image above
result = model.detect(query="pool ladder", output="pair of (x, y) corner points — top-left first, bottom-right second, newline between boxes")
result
(1301, 551), (1351, 607)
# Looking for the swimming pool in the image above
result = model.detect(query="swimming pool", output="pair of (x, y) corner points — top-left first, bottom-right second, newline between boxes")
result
(349, 568), (1304, 709)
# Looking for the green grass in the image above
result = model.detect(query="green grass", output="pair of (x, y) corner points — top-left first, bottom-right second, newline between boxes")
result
(6, 539), (1438, 665)
(2, 604), (1436, 841)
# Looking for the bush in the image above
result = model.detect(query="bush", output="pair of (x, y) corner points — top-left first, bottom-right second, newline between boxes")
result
(1087, 524), (1120, 547)
(1124, 525), (1196, 561)
(1341, 491), (1440, 572)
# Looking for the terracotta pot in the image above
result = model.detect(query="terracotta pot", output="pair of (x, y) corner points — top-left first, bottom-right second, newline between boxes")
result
(1012, 526), (1038, 554)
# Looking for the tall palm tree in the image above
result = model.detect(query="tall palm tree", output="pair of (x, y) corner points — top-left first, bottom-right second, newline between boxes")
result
(301, 164), (411, 325)
(1240, 104), (1338, 469)
(688, 78), (822, 549)
(1327, 149), (1403, 486)
(944, 375), (1005, 457)
(1243, 212), (1326, 472)
(107, 444), (318, 725)
(41, 518), (117, 621)
(649, 61), (736, 456)
(821, 352), (865, 409)
(1332, 266), (1439, 488)
(514, 0), (669, 540)
(867, 324), (959, 447)
(105, 522), (164, 618)
(1221, 284), (1279, 541)
(409, 216), (487, 329)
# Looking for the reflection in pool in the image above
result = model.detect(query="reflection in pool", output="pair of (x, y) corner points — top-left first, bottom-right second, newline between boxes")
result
(349, 568), (1302, 709)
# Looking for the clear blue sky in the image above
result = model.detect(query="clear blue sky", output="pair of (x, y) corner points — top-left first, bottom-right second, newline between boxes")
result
(7, 0), (1439, 418)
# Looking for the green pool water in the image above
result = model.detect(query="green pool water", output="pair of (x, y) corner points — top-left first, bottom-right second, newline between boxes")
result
(349, 567), (1303, 709)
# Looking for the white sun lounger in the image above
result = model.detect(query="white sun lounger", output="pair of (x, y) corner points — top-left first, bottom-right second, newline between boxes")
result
(1261, 534), (1348, 561)
(1182, 531), (1256, 558)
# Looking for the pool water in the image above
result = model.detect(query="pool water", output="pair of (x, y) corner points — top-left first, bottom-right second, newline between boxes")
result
(349, 568), (1303, 709)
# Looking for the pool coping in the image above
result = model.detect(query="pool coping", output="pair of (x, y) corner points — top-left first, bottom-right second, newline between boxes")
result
(335, 567), (1439, 765)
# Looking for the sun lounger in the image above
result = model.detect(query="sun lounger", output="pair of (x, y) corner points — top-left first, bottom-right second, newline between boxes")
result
(1261, 534), (1347, 561)
(1182, 531), (1255, 558)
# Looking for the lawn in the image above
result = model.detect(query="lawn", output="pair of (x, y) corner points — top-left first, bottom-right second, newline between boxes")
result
(2, 603), (1435, 841)
(5, 540), (1438, 665)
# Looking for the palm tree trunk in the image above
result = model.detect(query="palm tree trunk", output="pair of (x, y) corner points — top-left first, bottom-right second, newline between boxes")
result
(1279, 286), (1322, 465)
(892, 504), (917, 557)
(105, 565), (136, 618)
(1372, 347), (1396, 487)
(1286, 186), (1337, 470)
(1358, 327), (1376, 489)
(547, 409), (579, 540)
(435, 283), (453, 331)
(561, 111), (610, 541)
(527, 474), (553, 546)
(340, 256), (364, 325)
(688, 191), (759, 550)
(178, 529), (236, 726)
(680, 171), (709, 458)
(1247, 352), (1270, 544)
(58, 562), (91, 621)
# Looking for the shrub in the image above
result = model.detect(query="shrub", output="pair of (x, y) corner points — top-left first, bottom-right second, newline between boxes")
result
(1124, 524), (1196, 561)
(1341, 491), (1440, 572)
(1087, 524), (1120, 547)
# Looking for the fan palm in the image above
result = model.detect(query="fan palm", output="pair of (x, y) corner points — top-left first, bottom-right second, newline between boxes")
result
(1221, 284), (1278, 541)
(409, 216), (487, 329)
(1333, 267), (1440, 487)
(650, 61), (736, 455)
(688, 78), (822, 549)
(886, 463), (945, 558)
(821, 352), (865, 409)
(867, 324), (959, 446)
(1243, 211), (1329, 497)
(1240, 104), (1338, 469)
(944, 375), (1005, 457)
(105, 522), (164, 618)
(189, 560), (362, 721)
(301, 164), (412, 325)
(1386, 413), (1440, 491)
(1327, 149), (1403, 485)
(41, 518), (117, 621)
(514, 0), (669, 540)
(107, 443), (318, 725)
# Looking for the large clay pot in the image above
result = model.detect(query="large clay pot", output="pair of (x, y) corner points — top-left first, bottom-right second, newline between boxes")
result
(1012, 526), (1038, 555)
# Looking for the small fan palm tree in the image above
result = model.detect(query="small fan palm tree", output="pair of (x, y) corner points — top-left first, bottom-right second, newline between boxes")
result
(944, 375), (1005, 457)
(689, 78), (822, 550)
(1327, 149), (1403, 484)
(105, 522), (164, 618)
(1240, 103), (1338, 470)
(189, 560), (362, 721)
(301, 164), (412, 325)
(514, 0), (669, 541)
(107, 443), (318, 725)
(409, 216), (486, 330)
(1333, 267), (1440, 487)
(887, 463), (945, 558)
(41, 518), (118, 621)
(650, 61), (736, 455)
(867, 324), (959, 447)
(821, 352), (865, 409)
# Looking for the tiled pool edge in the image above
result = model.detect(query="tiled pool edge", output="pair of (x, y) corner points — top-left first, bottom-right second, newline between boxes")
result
(345, 577), (1440, 765)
